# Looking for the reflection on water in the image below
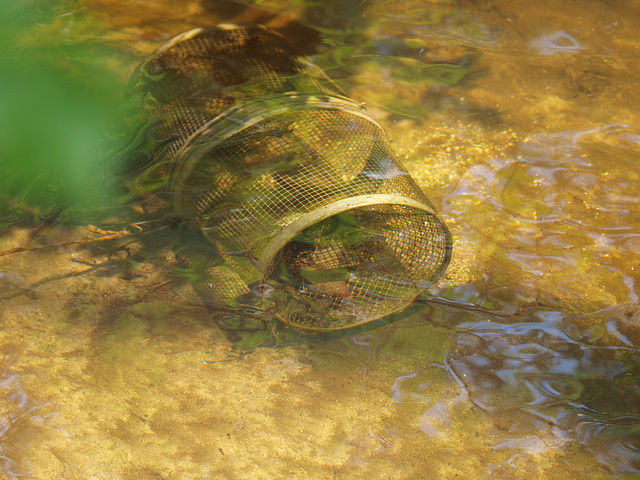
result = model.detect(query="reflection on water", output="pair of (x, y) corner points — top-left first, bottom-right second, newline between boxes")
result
(530, 30), (583, 56)
(0, 372), (57, 477)
(448, 316), (640, 473)
(1, 0), (640, 478)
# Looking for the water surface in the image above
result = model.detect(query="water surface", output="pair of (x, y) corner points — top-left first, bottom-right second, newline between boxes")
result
(1, 0), (639, 478)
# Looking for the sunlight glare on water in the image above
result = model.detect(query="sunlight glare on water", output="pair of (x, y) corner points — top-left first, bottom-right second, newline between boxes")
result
(0, 0), (639, 478)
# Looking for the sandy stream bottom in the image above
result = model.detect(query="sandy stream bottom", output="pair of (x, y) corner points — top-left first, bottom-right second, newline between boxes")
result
(1, 0), (640, 478)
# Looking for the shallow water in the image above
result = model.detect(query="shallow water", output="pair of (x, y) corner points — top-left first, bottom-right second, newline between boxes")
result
(1, 0), (640, 478)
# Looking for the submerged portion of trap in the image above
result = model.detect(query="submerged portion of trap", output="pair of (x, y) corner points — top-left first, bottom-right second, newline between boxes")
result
(125, 25), (451, 338)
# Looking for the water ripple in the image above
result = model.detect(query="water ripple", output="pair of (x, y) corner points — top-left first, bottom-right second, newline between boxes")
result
(448, 320), (640, 474)
(530, 31), (583, 56)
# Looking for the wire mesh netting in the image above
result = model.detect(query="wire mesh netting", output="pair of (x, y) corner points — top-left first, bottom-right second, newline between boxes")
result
(122, 24), (451, 336)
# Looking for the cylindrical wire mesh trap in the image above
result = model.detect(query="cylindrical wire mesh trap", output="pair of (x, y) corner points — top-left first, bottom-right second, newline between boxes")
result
(126, 25), (451, 334)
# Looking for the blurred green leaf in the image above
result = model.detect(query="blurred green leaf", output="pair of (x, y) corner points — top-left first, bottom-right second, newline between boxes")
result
(0, 0), (130, 226)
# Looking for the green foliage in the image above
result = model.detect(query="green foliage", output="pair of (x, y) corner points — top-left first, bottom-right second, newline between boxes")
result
(0, 0), (129, 227)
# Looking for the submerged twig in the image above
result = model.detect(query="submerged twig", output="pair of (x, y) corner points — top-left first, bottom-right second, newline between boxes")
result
(0, 227), (129, 258)
(0, 219), (175, 259)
